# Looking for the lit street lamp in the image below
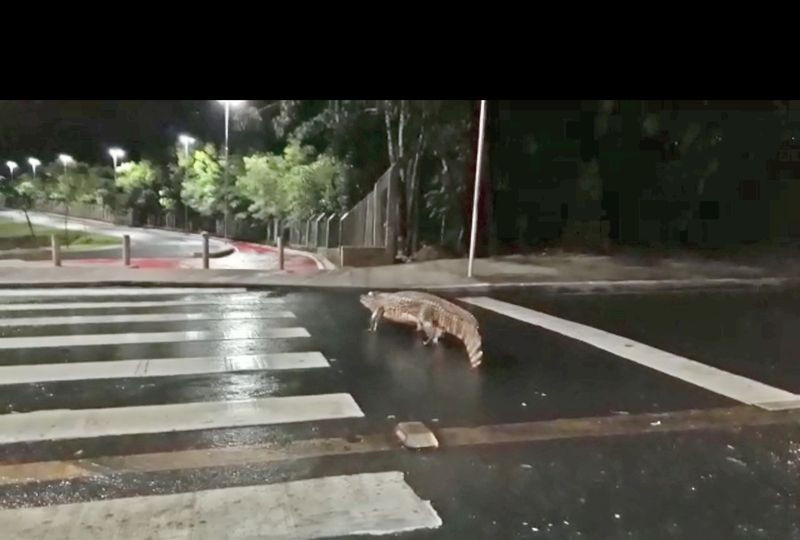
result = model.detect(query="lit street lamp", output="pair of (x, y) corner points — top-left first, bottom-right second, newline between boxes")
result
(109, 147), (125, 181)
(6, 161), (18, 181)
(178, 134), (196, 231)
(178, 134), (196, 160)
(58, 153), (74, 176)
(57, 154), (75, 237)
(217, 100), (245, 238)
(28, 157), (41, 178)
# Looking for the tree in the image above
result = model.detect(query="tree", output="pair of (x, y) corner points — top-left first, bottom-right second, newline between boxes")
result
(235, 153), (285, 220)
(235, 141), (346, 222)
(182, 144), (224, 216)
(88, 166), (117, 210)
(282, 149), (346, 219)
(44, 160), (100, 240)
(8, 173), (40, 238)
(115, 160), (163, 222)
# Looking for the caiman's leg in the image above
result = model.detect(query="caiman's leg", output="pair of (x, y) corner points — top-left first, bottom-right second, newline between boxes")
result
(422, 323), (437, 346)
(431, 328), (443, 344)
(418, 306), (435, 345)
(369, 307), (384, 331)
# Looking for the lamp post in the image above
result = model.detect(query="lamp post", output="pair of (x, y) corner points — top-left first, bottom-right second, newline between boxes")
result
(109, 148), (125, 182)
(28, 157), (41, 178)
(216, 100), (244, 238)
(6, 161), (18, 181)
(58, 153), (74, 175)
(57, 154), (75, 238)
(467, 99), (488, 278)
(178, 134), (196, 231)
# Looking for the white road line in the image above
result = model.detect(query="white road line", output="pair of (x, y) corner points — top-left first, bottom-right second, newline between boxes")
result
(0, 287), (247, 298)
(0, 472), (442, 539)
(0, 297), (284, 311)
(462, 296), (800, 411)
(0, 352), (331, 385)
(0, 393), (364, 444)
(0, 328), (310, 350)
(0, 311), (296, 327)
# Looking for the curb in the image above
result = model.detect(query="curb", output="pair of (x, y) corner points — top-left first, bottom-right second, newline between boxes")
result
(0, 276), (794, 292)
(191, 247), (236, 259)
(422, 277), (797, 293)
(230, 240), (328, 271)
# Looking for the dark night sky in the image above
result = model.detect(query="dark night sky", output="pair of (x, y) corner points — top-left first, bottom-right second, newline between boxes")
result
(0, 100), (266, 166)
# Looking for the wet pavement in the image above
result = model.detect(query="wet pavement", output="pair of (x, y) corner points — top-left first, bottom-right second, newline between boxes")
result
(0, 209), (230, 259)
(0, 285), (798, 538)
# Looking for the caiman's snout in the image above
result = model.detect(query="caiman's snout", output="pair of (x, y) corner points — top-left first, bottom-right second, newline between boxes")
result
(360, 291), (377, 309)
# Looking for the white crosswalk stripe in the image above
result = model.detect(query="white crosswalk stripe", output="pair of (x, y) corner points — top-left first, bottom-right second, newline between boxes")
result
(0, 394), (364, 444)
(0, 311), (296, 327)
(0, 352), (331, 385)
(0, 287), (248, 297)
(0, 297), (284, 311)
(0, 472), (442, 539)
(0, 327), (310, 349)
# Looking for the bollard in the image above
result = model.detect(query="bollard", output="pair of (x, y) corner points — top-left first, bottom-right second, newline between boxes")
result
(122, 235), (131, 266)
(278, 236), (285, 270)
(51, 235), (61, 267)
(202, 232), (210, 269)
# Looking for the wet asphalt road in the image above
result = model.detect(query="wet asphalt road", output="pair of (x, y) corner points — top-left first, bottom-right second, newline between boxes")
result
(0, 286), (799, 538)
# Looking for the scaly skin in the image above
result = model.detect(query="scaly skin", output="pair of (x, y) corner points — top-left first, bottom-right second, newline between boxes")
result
(360, 290), (484, 368)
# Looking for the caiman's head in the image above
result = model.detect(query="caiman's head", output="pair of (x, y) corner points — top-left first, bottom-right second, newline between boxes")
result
(359, 290), (384, 311)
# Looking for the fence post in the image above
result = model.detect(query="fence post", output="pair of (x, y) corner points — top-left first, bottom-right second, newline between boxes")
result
(325, 214), (337, 247)
(339, 211), (348, 248)
(51, 235), (61, 267)
(202, 232), (210, 269)
(386, 165), (398, 259)
(278, 235), (285, 270)
(122, 235), (131, 266)
(373, 185), (379, 247)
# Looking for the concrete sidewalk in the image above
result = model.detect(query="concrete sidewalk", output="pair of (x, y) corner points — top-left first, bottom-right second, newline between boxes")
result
(0, 250), (796, 291)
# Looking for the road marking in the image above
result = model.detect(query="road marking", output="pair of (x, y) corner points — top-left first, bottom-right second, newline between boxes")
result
(425, 277), (791, 291)
(0, 297), (284, 311)
(0, 287), (248, 298)
(0, 311), (295, 327)
(462, 296), (800, 411)
(0, 328), (310, 350)
(0, 352), (330, 385)
(0, 393), (364, 444)
(2, 405), (797, 487)
(0, 472), (441, 539)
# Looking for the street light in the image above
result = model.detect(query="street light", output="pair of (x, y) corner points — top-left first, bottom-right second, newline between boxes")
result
(58, 153), (74, 175)
(178, 134), (196, 160)
(178, 134), (196, 231)
(109, 147), (125, 181)
(217, 100), (245, 238)
(6, 161), (18, 180)
(28, 158), (41, 178)
(57, 154), (75, 237)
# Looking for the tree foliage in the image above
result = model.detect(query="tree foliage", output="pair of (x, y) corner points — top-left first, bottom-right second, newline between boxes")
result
(181, 144), (223, 216)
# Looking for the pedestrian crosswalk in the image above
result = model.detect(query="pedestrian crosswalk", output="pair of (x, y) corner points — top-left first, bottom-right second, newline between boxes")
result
(0, 287), (441, 538)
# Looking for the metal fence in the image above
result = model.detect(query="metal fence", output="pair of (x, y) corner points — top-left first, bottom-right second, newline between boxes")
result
(339, 165), (395, 248)
(21, 164), (399, 253)
(268, 165), (398, 253)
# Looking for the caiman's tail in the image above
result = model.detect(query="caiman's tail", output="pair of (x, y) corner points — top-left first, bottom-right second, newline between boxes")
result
(461, 325), (484, 368)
